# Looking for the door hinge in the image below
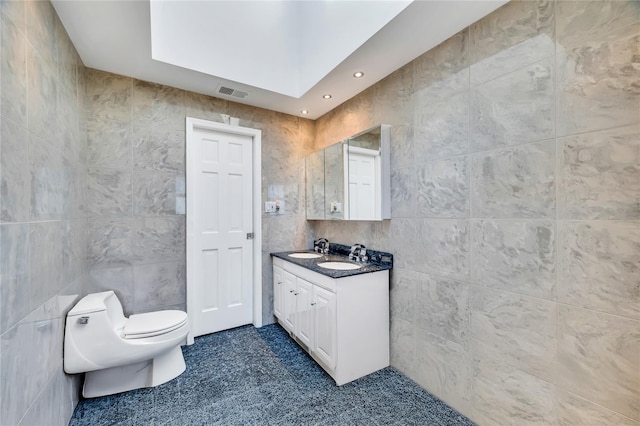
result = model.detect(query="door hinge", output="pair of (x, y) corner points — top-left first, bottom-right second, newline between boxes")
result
(246, 232), (254, 240)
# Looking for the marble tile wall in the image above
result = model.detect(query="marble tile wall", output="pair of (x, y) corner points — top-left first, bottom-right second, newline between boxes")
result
(311, 1), (639, 424)
(3, 1), (313, 422)
(2, 0), (637, 425)
(85, 70), (314, 323)
(1, 0), (87, 424)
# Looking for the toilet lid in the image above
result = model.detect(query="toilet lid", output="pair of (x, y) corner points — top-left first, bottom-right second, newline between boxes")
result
(123, 310), (188, 339)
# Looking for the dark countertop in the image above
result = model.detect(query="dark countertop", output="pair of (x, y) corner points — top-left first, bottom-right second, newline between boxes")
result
(271, 245), (393, 279)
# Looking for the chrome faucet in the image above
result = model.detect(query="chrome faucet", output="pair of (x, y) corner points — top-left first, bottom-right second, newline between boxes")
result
(314, 238), (330, 255)
(349, 244), (366, 262)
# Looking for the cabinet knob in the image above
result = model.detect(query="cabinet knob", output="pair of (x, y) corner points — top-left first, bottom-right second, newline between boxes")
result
(294, 292), (299, 296)
(278, 281), (283, 285)
(289, 289), (294, 293)
(310, 302), (316, 306)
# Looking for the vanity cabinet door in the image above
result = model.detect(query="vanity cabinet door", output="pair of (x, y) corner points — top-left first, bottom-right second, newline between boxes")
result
(295, 278), (314, 349)
(282, 271), (297, 332)
(313, 286), (337, 370)
(273, 264), (284, 320)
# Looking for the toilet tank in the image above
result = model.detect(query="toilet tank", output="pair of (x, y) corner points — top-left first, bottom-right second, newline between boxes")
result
(68, 291), (126, 327)
(64, 291), (127, 373)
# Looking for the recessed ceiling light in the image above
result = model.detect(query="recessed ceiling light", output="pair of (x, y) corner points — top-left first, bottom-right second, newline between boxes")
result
(301, 110), (309, 115)
(353, 71), (364, 78)
(322, 94), (332, 99)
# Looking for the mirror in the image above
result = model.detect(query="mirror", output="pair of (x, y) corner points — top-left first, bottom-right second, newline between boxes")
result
(324, 141), (347, 220)
(306, 124), (390, 221)
(305, 149), (325, 220)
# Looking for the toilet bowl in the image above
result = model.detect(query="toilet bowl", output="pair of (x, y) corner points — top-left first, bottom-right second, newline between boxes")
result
(64, 291), (189, 398)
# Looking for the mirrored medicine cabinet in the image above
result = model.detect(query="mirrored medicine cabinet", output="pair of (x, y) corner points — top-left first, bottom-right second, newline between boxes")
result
(305, 124), (390, 221)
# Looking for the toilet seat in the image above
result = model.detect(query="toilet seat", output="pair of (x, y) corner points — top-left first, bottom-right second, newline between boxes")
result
(123, 310), (188, 339)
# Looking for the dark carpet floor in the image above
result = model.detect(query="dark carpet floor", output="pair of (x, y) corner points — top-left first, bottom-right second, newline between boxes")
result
(69, 323), (474, 425)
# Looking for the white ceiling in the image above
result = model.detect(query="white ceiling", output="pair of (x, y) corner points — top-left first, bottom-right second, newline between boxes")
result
(52, 0), (508, 120)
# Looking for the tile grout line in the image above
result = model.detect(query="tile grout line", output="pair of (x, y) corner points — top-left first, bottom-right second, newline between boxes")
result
(553, 0), (560, 396)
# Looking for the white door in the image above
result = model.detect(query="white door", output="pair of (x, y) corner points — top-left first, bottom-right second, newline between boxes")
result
(313, 286), (337, 370)
(188, 125), (254, 337)
(347, 147), (380, 220)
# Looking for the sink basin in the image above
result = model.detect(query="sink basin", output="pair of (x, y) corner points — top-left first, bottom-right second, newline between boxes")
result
(318, 261), (362, 271)
(288, 253), (322, 259)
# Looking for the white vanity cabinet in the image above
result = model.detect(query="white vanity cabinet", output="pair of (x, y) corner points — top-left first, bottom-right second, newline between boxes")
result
(272, 257), (389, 385)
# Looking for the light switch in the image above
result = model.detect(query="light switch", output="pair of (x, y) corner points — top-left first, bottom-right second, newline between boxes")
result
(265, 201), (277, 213)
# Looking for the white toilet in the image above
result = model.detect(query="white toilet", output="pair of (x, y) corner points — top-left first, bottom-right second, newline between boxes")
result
(64, 291), (189, 398)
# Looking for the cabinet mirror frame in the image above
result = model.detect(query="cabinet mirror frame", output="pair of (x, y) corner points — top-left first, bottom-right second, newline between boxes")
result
(305, 124), (390, 221)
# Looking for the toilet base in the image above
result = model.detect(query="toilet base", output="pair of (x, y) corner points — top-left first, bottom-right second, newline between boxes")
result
(82, 345), (186, 398)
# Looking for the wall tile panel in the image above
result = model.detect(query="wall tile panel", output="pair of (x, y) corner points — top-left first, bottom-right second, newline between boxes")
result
(415, 219), (470, 280)
(557, 390), (640, 426)
(558, 124), (640, 220)
(0, 11), (28, 127)
(471, 219), (556, 300)
(558, 220), (639, 319)
(86, 117), (132, 169)
(85, 168), (132, 218)
(470, 0), (555, 86)
(1, 116), (30, 222)
(133, 261), (186, 312)
(471, 139), (556, 219)
(0, 223), (30, 334)
(470, 286), (557, 382)
(471, 357), (557, 425)
(417, 157), (469, 218)
(414, 329), (472, 418)
(415, 274), (470, 345)
(557, 29), (640, 137)
(557, 306), (640, 420)
(470, 58), (555, 152)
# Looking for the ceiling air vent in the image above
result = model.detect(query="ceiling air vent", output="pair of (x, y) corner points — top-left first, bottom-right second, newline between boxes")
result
(217, 85), (248, 99)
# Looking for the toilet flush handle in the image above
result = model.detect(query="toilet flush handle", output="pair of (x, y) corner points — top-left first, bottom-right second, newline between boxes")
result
(78, 316), (89, 325)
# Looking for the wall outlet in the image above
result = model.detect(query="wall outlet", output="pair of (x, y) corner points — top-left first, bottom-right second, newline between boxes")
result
(264, 201), (277, 213)
(330, 201), (342, 213)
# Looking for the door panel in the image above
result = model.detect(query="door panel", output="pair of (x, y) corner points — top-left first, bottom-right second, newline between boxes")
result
(201, 249), (220, 311)
(201, 172), (219, 231)
(296, 278), (314, 349)
(283, 271), (297, 332)
(227, 247), (244, 306)
(313, 286), (337, 370)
